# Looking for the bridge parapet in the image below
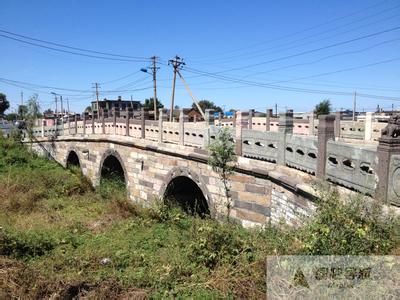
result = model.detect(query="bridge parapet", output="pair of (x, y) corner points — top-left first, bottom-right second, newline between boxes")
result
(30, 108), (399, 207)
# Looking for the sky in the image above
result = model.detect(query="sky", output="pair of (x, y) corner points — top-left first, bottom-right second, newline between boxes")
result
(0, 0), (399, 114)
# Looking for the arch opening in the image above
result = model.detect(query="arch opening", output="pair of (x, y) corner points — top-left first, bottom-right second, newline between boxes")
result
(101, 155), (126, 184)
(164, 176), (210, 217)
(66, 151), (80, 169)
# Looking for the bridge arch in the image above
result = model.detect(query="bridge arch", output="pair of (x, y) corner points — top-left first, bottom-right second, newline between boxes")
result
(65, 148), (81, 170)
(160, 167), (214, 217)
(98, 149), (128, 185)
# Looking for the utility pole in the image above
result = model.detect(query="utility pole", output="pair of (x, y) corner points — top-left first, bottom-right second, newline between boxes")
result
(54, 94), (58, 122)
(60, 95), (64, 127)
(151, 56), (159, 120)
(93, 82), (100, 118)
(275, 103), (278, 117)
(352, 91), (357, 121)
(168, 56), (185, 122)
(20, 91), (24, 106)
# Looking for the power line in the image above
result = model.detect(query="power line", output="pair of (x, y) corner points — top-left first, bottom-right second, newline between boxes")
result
(0, 28), (149, 60)
(0, 34), (150, 62)
(190, 0), (390, 60)
(191, 26), (400, 75)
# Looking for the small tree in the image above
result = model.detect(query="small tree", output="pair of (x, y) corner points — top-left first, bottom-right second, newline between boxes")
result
(142, 98), (163, 110)
(0, 93), (10, 116)
(208, 127), (237, 222)
(314, 99), (331, 117)
(192, 100), (223, 113)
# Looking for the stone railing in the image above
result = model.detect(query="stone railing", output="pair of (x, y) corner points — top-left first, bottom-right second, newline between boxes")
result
(325, 141), (377, 195)
(216, 109), (388, 142)
(31, 107), (399, 207)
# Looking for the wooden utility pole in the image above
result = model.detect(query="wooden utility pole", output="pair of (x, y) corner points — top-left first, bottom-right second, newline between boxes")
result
(352, 91), (357, 121)
(151, 56), (159, 120)
(168, 56), (185, 122)
(94, 82), (100, 118)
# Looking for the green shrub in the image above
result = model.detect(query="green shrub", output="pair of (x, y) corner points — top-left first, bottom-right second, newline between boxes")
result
(298, 189), (399, 255)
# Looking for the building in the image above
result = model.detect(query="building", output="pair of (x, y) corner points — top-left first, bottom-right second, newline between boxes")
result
(91, 96), (141, 112)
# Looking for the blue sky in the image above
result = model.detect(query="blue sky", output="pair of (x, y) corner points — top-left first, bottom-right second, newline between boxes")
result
(1, 0), (399, 114)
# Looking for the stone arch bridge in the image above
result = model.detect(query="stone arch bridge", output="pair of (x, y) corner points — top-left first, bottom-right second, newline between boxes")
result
(28, 108), (400, 227)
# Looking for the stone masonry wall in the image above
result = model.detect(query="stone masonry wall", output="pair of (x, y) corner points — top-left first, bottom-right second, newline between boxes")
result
(29, 135), (318, 228)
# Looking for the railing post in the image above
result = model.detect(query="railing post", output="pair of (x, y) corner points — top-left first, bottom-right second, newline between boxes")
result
(205, 109), (215, 126)
(248, 109), (254, 129)
(218, 112), (222, 125)
(83, 112), (88, 135)
(92, 112), (95, 134)
(235, 110), (249, 156)
(101, 109), (105, 134)
(334, 111), (341, 139)
(141, 108), (148, 139)
(68, 114), (71, 135)
(112, 107), (117, 135)
(74, 114), (78, 135)
(266, 108), (273, 131)
(158, 108), (164, 143)
(41, 119), (45, 137)
(364, 112), (373, 141)
(316, 114), (335, 179)
(277, 109), (293, 165)
(309, 112), (315, 136)
(376, 117), (400, 205)
(179, 108), (185, 145)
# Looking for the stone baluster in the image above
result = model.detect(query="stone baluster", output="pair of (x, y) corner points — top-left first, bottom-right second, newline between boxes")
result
(277, 109), (293, 165)
(158, 108), (164, 143)
(308, 112), (315, 136)
(179, 109), (185, 145)
(92, 112), (95, 134)
(68, 114), (71, 135)
(376, 122), (400, 206)
(74, 114), (78, 135)
(235, 110), (249, 156)
(83, 112), (88, 135)
(101, 109), (105, 134)
(266, 108), (273, 131)
(41, 119), (45, 137)
(141, 108), (148, 139)
(218, 112), (222, 125)
(112, 107), (117, 135)
(205, 109), (215, 126)
(364, 112), (373, 141)
(193, 115), (197, 123)
(334, 111), (341, 139)
(125, 112), (130, 136)
(316, 115), (335, 178)
(248, 109), (254, 130)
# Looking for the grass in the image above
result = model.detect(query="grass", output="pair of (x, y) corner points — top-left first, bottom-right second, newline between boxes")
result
(0, 136), (399, 299)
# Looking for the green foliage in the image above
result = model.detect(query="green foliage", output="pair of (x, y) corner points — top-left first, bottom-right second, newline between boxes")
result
(192, 99), (222, 113)
(298, 188), (399, 255)
(314, 99), (331, 116)
(18, 105), (28, 120)
(208, 127), (237, 221)
(26, 94), (41, 120)
(5, 113), (18, 122)
(0, 92), (10, 116)
(142, 98), (163, 110)
(0, 138), (398, 299)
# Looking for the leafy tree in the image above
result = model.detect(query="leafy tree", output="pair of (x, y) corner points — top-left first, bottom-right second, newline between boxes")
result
(18, 105), (28, 120)
(85, 106), (92, 113)
(26, 94), (41, 119)
(208, 127), (237, 222)
(314, 99), (331, 117)
(192, 100), (223, 113)
(0, 93), (10, 116)
(43, 108), (54, 115)
(6, 113), (18, 122)
(142, 98), (163, 110)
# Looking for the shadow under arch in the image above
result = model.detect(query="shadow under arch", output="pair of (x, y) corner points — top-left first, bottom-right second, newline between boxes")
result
(98, 149), (128, 186)
(66, 150), (81, 169)
(161, 167), (213, 217)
